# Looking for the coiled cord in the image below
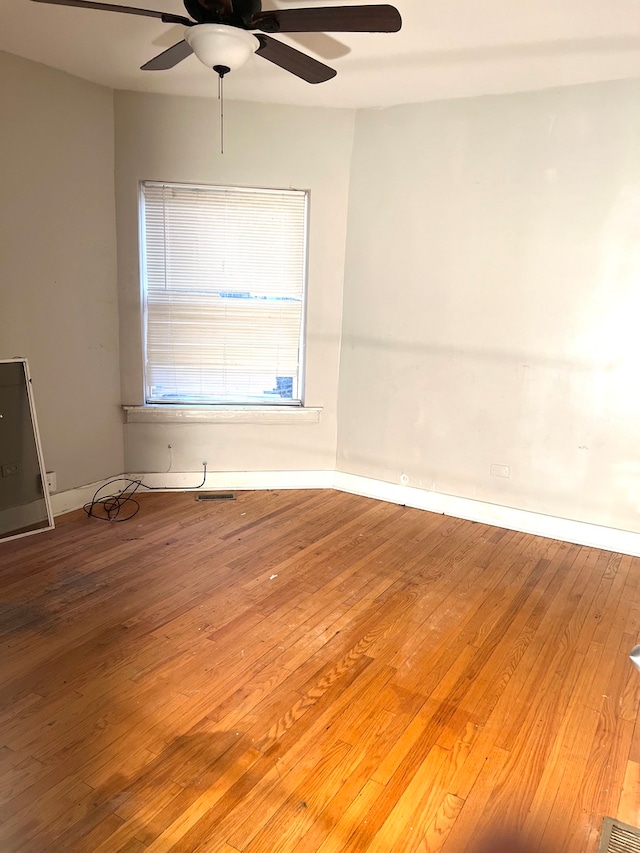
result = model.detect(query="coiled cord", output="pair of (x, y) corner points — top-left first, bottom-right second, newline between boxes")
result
(83, 464), (207, 522)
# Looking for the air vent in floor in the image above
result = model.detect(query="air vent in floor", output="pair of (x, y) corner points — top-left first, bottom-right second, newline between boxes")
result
(196, 492), (237, 501)
(598, 818), (640, 853)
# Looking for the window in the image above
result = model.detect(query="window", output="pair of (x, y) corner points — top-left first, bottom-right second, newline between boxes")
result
(140, 181), (308, 406)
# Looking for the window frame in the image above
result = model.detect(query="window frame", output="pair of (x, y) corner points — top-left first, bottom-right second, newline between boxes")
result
(138, 180), (310, 408)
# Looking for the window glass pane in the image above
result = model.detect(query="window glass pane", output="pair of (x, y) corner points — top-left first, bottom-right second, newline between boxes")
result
(141, 182), (307, 405)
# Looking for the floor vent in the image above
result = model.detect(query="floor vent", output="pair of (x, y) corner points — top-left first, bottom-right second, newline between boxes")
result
(196, 492), (237, 502)
(598, 818), (640, 853)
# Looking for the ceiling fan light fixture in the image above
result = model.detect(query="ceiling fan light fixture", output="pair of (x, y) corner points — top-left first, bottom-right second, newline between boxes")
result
(185, 23), (259, 71)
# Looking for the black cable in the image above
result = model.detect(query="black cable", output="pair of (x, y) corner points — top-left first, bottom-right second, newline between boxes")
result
(83, 478), (143, 522)
(83, 464), (207, 522)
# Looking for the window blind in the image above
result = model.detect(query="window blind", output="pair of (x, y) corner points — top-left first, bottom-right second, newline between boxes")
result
(141, 181), (308, 405)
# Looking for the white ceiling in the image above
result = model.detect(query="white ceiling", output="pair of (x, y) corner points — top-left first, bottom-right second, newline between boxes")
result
(2, 0), (640, 108)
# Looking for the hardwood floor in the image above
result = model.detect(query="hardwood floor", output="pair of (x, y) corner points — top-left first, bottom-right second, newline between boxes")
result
(0, 488), (639, 852)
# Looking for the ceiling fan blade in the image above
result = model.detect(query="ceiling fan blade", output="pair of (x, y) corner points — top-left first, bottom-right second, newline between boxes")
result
(255, 35), (336, 83)
(251, 4), (401, 34)
(30, 0), (192, 25)
(141, 39), (193, 70)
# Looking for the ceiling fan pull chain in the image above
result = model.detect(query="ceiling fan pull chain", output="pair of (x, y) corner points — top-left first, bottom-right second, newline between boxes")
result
(213, 64), (230, 154)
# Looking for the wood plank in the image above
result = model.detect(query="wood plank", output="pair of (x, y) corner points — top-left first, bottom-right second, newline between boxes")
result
(0, 490), (638, 853)
(618, 760), (640, 827)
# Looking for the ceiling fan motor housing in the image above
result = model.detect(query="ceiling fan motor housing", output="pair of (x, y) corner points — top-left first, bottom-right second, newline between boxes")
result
(181, 0), (261, 25)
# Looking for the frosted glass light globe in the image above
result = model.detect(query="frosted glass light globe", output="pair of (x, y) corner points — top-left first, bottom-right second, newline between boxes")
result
(185, 24), (259, 71)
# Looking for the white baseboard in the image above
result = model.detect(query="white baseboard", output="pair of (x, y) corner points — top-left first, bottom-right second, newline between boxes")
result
(49, 469), (640, 558)
(49, 477), (129, 516)
(49, 470), (335, 517)
(334, 472), (640, 558)
(128, 470), (336, 491)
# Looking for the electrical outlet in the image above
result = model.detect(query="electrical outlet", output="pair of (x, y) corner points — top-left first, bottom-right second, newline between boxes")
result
(46, 472), (57, 492)
(490, 463), (511, 479)
(2, 462), (21, 477)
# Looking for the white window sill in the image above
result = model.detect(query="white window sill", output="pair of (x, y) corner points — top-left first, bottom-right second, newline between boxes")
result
(123, 405), (322, 425)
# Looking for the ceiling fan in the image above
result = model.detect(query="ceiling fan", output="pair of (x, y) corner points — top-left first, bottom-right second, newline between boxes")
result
(29, 0), (402, 83)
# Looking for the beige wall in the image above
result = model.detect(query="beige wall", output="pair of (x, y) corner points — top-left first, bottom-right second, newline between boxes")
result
(338, 79), (640, 531)
(5, 50), (640, 536)
(0, 52), (123, 492)
(115, 91), (354, 474)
